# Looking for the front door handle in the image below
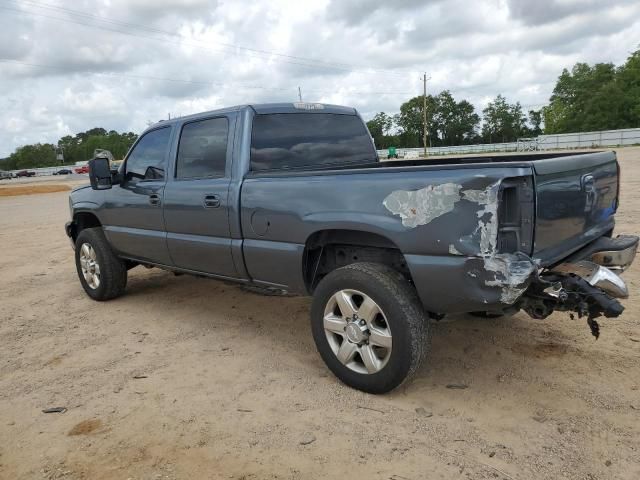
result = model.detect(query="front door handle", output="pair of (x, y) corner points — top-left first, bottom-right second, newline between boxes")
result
(203, 194), (220, 208)
(149, 193), (161, 206)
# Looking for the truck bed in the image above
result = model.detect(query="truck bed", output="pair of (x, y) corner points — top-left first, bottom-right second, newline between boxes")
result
(378, 150), (606, 168)
(246, 150), (607, 173)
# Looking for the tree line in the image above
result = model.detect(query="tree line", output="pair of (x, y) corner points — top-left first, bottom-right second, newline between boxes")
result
(368, 48), (640, 149)
(0, 128), (138, 171)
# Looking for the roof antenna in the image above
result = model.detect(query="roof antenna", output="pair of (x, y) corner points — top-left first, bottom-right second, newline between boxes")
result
(298, 86), (303, 102)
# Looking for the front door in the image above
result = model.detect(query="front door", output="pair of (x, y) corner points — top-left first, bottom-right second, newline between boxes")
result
(101, 126), (173, 265)
(163, 116), (237, 277)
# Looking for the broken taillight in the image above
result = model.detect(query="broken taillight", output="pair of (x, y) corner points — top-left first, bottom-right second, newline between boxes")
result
(497, 176), (535, 255)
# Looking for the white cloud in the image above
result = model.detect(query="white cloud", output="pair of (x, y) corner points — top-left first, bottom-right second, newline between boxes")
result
(1, 0), (639, 157)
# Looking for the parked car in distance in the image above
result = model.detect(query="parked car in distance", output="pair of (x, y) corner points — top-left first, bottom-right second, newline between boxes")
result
(54, 168), (73, 175)
(74, 165), (89, 174)
(0, 170), (13, 180)
(15, 170), (36, 177)
(66, 102), (637, 393)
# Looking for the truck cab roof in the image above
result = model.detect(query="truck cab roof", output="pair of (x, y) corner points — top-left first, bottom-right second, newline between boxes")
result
(147, 103), (358, 131)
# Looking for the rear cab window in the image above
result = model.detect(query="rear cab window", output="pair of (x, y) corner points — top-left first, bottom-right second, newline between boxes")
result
(250, 113), (375, 171)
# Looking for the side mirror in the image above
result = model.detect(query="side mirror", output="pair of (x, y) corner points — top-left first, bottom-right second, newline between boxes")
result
(88, 157), (113, 190)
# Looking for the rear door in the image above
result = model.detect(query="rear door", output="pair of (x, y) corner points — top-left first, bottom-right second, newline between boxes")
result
(533, 151), (618, 264)
(162, 115), (238, 278)
(101, 125), (173, 265)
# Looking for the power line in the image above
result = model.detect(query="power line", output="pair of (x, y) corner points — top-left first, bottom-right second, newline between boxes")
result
(0, 58), (418, 96)
(1, 0), (415, 77)
(0, 58), (293, 92)
(423, 73), (428, 157)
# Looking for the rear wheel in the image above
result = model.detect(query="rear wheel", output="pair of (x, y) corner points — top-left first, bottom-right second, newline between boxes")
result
(311, 262), (429, 393)
(75, 227), (127, 301)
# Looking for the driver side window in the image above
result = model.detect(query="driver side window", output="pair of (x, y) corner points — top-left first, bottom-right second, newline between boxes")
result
(125, 127), (171, 181)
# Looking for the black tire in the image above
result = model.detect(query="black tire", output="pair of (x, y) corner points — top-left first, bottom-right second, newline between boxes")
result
(75, 227), (127, 301)
(310, 262), (430, 393)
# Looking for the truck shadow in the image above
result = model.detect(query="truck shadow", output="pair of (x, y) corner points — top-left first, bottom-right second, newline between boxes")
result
(123, 268), (575, 394)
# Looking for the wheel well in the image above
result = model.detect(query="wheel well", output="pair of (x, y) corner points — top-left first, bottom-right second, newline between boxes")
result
(303, 230), (412, 292)
(72, 212), (102, 241)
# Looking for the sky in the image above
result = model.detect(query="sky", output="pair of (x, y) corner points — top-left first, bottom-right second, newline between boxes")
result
(1, 0), (639, 157)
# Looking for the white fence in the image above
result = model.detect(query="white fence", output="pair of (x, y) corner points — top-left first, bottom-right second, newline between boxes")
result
(376, 127), (640, 158)
(537, 128), (640, 149)
(378, 142), (519, 158)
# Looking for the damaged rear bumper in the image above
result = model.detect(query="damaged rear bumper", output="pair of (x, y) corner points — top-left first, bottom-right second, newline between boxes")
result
(551, 261), (628, 298)
(565, 234), (638, 272)
(548, 234), (638, 299)
(406, 234), (637, 317)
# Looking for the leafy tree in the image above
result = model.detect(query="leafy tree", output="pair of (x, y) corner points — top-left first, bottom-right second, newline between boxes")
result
(527, 109), (543, 136)
(394, 91), (480, 148)
(541, 52), (640, 133)
(616, 49), (640, 127)
(3, 128), (138, 169)
(481, 94), (527, 143)
(395, 95), (437, 147)
(366, 112), (395, 148)
(4, 143), (56, 170)
(432, 91), (480, 145)
(366, 112), (393, 138)
(57, 128), (138, 165)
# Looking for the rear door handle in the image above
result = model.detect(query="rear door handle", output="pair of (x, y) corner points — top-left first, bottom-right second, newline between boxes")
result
(203, 194), (220, 208)
(149, 193), (161, 206)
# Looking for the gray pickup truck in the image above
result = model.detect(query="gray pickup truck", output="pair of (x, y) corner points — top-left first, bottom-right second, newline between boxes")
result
(66, 102), (637, 393)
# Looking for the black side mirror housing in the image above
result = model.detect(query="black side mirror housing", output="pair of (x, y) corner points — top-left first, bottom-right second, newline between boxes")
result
(88, 157), (113, 190)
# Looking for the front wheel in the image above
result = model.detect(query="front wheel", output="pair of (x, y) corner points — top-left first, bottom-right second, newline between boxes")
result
(75, 227), (127, 301)
(310, 262), (430, 393)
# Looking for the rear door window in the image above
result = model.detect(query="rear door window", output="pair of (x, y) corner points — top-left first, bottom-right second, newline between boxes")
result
(250, 113), (375, 171)
(176, 117), (229, 179)
(125, 127), (171, 181)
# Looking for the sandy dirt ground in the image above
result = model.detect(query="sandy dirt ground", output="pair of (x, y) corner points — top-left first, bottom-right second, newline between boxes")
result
(0, 185), (71, 197)
(1, 149), (639, 480)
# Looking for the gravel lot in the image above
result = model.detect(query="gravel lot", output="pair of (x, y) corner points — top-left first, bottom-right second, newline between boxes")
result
(1, 149), (639, 480)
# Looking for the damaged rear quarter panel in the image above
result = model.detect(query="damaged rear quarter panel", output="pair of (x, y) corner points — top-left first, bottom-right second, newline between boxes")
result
(382, 168), (536, 312)
(241, 164), (533, 313)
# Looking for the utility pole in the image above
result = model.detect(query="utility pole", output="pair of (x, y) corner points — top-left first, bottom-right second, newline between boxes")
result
(298, 86), (303, 102)
(423, 73), (428, 158)
(55, 145), (64, 164)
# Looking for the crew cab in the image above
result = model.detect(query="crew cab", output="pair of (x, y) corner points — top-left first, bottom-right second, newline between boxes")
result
(65, 103), (637, 393)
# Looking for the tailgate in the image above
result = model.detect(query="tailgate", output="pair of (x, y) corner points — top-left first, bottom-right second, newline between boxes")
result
(533, 151), (618, 265)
